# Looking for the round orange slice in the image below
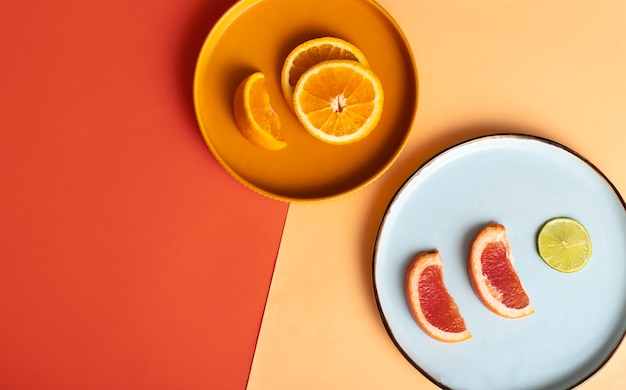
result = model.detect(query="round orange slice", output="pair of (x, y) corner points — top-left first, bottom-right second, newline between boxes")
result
(469, 223), (534, 318)
(405, 251), (471, 343)
(292, 60), (384, 145)
(281, 37), (368, 109)
(232, 72), (286, 151)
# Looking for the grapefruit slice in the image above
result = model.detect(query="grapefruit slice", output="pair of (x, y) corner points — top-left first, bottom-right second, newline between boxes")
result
(405, 251), (471, 343)
(469, 223), (534, 318)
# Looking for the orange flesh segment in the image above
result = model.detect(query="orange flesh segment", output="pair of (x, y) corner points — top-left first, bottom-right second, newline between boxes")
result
(481, 242), (530, 309)
(289, 46), (360, 89)
(249, 77), (281, 138)
(419, 265), (467, 333)
(300, 67), (375, 136)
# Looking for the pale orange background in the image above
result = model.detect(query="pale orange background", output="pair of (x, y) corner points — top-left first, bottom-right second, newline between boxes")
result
(248, 1), (626, 389)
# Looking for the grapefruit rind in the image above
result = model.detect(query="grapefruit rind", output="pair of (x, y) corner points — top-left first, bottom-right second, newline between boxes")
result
(469, 223), (534, 319)
(405, 251), (471, 343)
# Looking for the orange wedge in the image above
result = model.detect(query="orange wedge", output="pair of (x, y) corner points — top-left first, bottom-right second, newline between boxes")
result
(469, 223), (534, 318)
(292, 60), (384, 145)
(405, 251), (471, 343)
(232, 72), (286, 151)
(281, 37), (368, 109)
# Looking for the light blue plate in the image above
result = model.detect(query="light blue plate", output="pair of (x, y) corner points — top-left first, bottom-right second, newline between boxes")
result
(373, 134), (626, 390)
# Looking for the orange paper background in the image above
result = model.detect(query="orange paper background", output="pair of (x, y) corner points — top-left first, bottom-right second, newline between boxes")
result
(249, 1), (626, 389)
(0, 0), (289, 389)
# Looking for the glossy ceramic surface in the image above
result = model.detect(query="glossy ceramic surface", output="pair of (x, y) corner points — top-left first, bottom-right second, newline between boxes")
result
(373, 134), (626, 389)
(193, 0), (417, 201)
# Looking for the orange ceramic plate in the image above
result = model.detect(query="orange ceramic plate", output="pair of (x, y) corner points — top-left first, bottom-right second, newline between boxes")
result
(193, 0), (417, 202)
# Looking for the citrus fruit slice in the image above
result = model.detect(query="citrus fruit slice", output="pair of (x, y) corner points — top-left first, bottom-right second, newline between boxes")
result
(469, 223), (534, 318)
(232, 72), (286, 151)
(281, 37), (368, 109)
(537, 217), (592, 273)
(292, 60), (384, 145)
(405, 251), (471, 343)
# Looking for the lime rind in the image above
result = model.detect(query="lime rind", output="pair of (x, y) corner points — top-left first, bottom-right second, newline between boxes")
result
(537, 217), (592, 273)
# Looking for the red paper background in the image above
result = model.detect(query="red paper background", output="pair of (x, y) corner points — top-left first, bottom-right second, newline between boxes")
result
(0, 0), (288, 388)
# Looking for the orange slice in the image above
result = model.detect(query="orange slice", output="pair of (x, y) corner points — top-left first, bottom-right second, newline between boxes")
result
(232, 72), (286, 151)
(405, 251), (471, 343)
(469, 223), (534, 318)
(292, 60), (384, 145)
(281, 37), (368, 109)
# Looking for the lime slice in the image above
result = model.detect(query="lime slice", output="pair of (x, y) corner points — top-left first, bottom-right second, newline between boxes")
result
(537, 217), (592, 273)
